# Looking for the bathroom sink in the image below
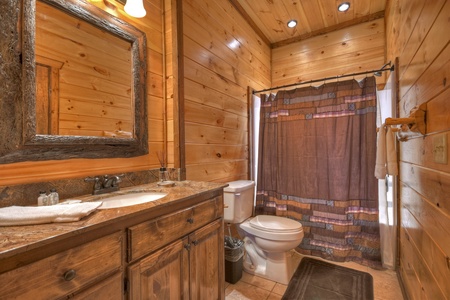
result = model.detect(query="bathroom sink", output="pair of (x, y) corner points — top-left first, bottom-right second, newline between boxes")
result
(97, 192), (168, 209)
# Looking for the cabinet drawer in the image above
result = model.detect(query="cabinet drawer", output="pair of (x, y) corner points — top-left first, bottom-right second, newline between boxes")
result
(73, 272), (123, 300)
(0, 231), (123, 300)
(128, 196), (223, 262)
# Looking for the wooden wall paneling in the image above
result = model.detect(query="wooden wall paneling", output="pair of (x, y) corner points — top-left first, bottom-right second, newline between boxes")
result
(272, 31), (384, 68)
(183, 0), (270, 70)
(184, 80), (247, 116)
(183, 34), (269, 90)
(398, 233), (422, 300)
(400, 132), (450, 173)
(185, 145), (247, 164)
(426, 88), (450, 133)
(400, 196), (450, 298)
(391, 0), (427, 70)
(182, 4), (270, 87)
(272, 19), (385, 87)
(211, 0), (271, 64)
(184, 123), (247, 147)
(272, 19), (384, 60)
(184, 58), (247, 102)
(398, 0), (446, 80)
(148, 95), (164, 120)
(399, 226), (445, 300)
(184, 101), (247, 131)
(400, 45), (449, 118)
(273, 48), (385, 86)
(186, 160), (248, 182)
(399, 162), (450, 217)
(163, 0), (174, 167)
(181, 0), (270, 181)
(383, 0), (449, 297)
(398, 2), (449, 112)
(169, 0), (186, 172)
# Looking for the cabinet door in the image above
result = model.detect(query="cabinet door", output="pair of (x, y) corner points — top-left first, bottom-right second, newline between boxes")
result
(128, 238), (190, 300)
(189, 219), (224, 300)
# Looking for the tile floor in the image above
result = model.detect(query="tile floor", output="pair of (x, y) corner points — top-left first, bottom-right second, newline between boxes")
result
(224, 252), (404, 300)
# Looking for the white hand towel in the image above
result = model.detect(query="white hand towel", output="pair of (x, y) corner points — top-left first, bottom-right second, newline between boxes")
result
(374, 125), (387, 179)
(386, 126), (398, 176)
(0, 202), (102, 226)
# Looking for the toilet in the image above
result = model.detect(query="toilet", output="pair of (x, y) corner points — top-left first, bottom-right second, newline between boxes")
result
(224, 180), (304, 285)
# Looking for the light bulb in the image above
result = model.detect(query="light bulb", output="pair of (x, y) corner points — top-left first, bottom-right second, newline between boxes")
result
(338, 2), (350, 12)
(124, 0), (146, 18)
(287, 20), (297, 28)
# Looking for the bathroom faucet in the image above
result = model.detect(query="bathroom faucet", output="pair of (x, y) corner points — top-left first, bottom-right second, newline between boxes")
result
(85, 174), (124, 195)
(103, 175), (122, 188)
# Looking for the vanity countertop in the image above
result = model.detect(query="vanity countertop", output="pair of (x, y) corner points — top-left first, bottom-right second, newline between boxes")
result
(0, 180), (227, 261)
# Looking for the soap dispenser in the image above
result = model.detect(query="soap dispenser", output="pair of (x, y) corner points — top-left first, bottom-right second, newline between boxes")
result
(49, 189), (59, 205)
(38, 191), (48, 206)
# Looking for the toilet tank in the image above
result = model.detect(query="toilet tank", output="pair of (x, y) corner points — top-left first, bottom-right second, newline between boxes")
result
(223, 180), (255, 223)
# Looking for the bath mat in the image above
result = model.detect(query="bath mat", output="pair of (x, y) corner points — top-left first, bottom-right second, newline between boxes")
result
(282, 257), (374, 300)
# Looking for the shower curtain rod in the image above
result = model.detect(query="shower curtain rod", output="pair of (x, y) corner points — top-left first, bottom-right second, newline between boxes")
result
(253, 62), (394, 94)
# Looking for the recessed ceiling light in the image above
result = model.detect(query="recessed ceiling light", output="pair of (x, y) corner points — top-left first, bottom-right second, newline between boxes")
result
(338, 2), (350, 12)
(287, 20), (297, 28)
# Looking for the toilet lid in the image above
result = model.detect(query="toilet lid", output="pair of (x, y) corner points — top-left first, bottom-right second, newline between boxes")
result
(249, 215), (302, 233)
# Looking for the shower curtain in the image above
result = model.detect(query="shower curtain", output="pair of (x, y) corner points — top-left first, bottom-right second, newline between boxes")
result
(256, 77), (381, 268)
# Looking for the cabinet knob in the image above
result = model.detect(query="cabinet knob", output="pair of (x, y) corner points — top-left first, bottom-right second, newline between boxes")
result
(63, 269), (77, 281)
(192, 240), (199, 246)
(186, 218), (194, 224)
(184, 244), (191, 251)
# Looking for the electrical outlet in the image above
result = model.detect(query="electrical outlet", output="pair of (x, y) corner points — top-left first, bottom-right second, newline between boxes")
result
(433, 133), (448, 164)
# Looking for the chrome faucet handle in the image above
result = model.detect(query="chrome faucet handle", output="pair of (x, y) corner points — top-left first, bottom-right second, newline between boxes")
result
(112, 174), (125, 186)
(103, 174), (124, 188)
(84, 176), (102, 191)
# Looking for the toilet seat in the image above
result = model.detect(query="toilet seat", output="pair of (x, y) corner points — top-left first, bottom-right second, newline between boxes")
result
(249, 215), (302, 233)
(240, 215), (304, 241)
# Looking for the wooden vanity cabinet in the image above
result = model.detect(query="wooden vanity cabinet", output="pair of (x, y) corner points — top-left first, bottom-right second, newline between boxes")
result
(127, 196), (225, 299)
(0, 188), (225, 300)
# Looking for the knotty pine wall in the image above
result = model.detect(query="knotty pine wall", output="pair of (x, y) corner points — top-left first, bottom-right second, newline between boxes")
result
(272, 19), (386, 89)
(176, 0), (271, 182)
(385, 0), (450, 299)
(0, 0), (165, 186)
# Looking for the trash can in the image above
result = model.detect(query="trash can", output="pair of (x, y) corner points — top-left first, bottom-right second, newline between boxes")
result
(224, 236), (244, 284)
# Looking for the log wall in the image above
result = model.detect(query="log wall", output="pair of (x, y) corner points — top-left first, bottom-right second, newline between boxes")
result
(385, 1), (450, 299)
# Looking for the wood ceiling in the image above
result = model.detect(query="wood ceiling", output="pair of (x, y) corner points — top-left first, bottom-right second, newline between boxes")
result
(230, 0), (387, 48)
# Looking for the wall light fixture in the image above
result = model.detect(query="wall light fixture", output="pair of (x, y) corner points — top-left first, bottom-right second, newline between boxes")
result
(118, 0), (146, 18)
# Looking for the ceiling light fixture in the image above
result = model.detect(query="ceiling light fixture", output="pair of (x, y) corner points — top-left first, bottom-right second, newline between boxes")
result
(338, 2), (350, 12)
(124, 0), (146, 18)
(287, 20), (297, 28)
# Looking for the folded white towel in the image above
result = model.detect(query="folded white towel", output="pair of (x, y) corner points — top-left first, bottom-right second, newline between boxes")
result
(386, 126), (398, 176)
(375, 125), (387, 179)
(0, 202), (102, 226)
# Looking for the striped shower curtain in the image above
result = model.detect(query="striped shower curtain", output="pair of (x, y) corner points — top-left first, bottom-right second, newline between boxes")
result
(256, 77), (381, 268)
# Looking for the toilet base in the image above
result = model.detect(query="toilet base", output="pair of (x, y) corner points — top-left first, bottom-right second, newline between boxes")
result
(242, 250), (299, 285)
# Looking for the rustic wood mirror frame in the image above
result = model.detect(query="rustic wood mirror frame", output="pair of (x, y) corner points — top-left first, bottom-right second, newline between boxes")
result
(0, 0), (147, 164)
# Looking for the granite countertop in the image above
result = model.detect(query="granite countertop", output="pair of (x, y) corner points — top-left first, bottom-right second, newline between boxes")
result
(0, 180), (227, 261)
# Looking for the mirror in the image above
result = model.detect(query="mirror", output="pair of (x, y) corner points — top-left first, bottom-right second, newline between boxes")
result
(0, 0), (147, 163)
(35, 0), (134, 139)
